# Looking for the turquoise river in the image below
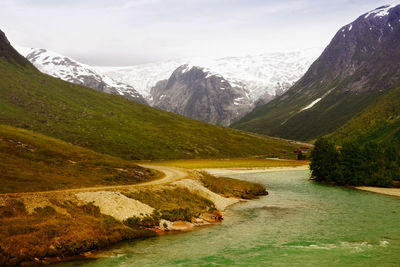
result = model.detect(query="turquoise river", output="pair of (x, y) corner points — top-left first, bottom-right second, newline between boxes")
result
(55, 170), (400, 266)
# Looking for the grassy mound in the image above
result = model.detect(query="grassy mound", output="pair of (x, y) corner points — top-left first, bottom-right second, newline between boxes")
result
(0, 200), (156, 266)
(0, 124), (159, 193)
(124, 188), (215, 222)
(199, 172), (267, 199)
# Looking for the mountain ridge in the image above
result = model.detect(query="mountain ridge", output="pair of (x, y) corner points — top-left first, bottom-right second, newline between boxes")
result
(14, 46), (147, 104)
(96, 48), (322, 102)
(232, 4), (400, 142)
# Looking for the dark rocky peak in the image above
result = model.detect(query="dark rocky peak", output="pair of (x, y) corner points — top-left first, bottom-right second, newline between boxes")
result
(0, 30), (10, 45)
(150, 64), (252, 126)
(295, 4), (400, 94)
(0, 29), (31, 67)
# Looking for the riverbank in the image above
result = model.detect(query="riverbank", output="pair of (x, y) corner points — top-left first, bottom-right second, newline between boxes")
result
(137, 158), (309, 169)
(203, 166), (400, 200)
(0, 167), (266, 266)
(355, 186), (400, 198)
(70, 168), (400, 267)
(201, 165), (309, 176)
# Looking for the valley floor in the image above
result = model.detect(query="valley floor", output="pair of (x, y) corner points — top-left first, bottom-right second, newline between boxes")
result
(201, 166), (309, 176)
(0, 163), (272, 266)
(5, 158), (399, 265)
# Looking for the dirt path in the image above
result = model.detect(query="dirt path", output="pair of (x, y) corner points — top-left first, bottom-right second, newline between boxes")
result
(0, 165), (191, 197)
(137, 165), (191, 186)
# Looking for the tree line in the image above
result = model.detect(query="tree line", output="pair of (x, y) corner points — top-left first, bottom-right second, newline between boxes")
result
(310, 137), (400, 187)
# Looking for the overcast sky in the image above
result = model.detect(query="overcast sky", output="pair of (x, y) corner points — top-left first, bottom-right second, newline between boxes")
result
(1, 0), (398, 66)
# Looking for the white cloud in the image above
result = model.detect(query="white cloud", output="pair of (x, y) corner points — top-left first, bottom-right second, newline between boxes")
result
(1, 0), (398, 65)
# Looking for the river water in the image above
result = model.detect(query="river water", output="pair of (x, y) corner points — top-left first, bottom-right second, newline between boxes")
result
(56, 170), (400, 266)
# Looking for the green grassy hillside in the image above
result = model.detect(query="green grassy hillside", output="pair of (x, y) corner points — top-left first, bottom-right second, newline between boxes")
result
(232, 80), (383, 141)
(0, 32), (298, 160)
(0, 124), (159, 193)
(330, 86), (400, 144)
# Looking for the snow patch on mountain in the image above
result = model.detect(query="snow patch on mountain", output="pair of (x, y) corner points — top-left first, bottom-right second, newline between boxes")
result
(364, 5), (395, 19)
(301, 98), (322, 111)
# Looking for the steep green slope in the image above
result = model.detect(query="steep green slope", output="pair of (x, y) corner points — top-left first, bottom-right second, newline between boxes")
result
(232, 5), (400, 142)
(233, 82), (382, 141)
(0, 124), (158, 193)
(330, 86), (400, 144)
(0, 31), (297, 160)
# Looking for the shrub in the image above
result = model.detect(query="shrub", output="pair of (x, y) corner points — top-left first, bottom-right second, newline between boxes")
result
(124, 211), (161, 228)
(0, 200), (27, 218)
(160, 208), (192, 221)
(33, 206), (56, 217)
(80, 202), (101, 217)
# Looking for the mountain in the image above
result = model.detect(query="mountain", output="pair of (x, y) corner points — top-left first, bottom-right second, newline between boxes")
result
(96, 49), (321, 126)
(96, 49), (322, 102)
(232, 4), (400, 141)
(0, 29), (299, 160)
(15, 47), (147, 104)
(150, 65), (252, 126)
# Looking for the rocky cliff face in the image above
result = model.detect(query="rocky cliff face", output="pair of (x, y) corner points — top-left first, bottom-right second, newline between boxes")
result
(298, 4), (400, 93)
(232, 4), (400, 141)
(150, 65), (252, 126)
(15, 47), (147, 104)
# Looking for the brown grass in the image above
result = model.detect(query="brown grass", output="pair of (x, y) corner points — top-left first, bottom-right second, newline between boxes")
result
(199, 171), (268, 199)
(0, 200), (156, 266)
(139, 158), (309, 169)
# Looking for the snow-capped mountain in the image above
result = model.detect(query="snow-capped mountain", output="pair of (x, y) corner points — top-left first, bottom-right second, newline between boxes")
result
(13, 44), (322, 126)
(232, 4), (400, 140)
(151, 64), (253, 126)
(14, 47), (147, 104)
(96, 48), (322, 102)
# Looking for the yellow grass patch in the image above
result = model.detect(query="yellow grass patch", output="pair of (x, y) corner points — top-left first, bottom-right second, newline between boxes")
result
(138, 158), (309, 169)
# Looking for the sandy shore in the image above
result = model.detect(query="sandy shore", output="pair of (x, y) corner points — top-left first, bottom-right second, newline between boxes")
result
(355, 186), (400, 198)
(202, 165), (309, 176)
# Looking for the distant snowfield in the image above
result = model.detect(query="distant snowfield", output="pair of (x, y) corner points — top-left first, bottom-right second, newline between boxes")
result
(96, 48), (323, 101)
(14, 42), (322, 104)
